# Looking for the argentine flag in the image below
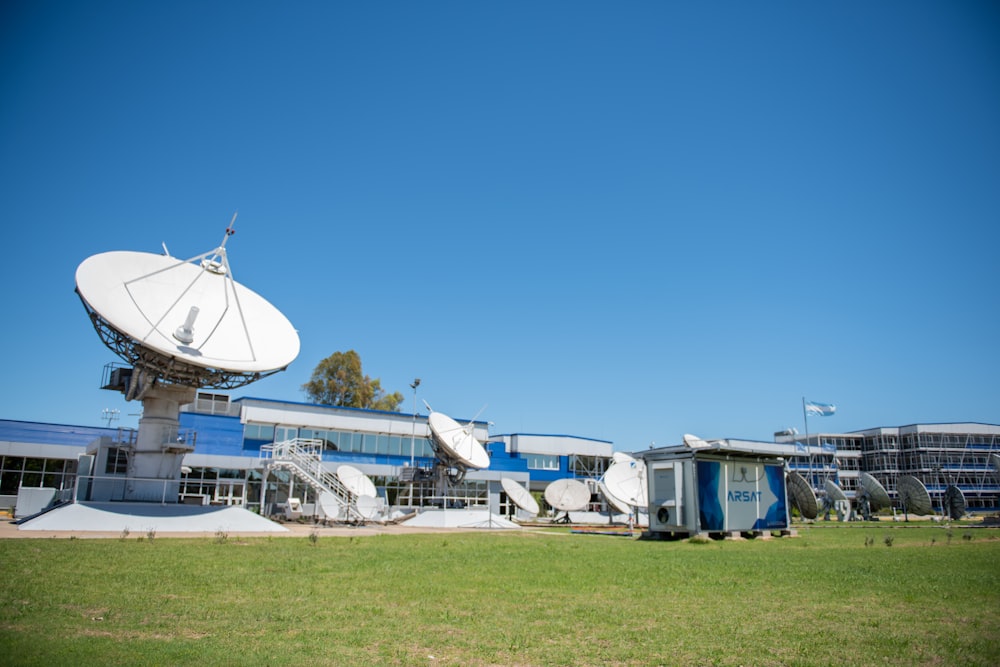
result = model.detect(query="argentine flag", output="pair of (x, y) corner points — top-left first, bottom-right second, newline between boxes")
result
(805, 400), (836, 417)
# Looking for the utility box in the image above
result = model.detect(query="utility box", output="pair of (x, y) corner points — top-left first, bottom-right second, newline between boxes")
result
(642, 445), (789, 538)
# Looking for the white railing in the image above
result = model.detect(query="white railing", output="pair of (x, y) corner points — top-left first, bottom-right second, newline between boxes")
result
(259, 438), (367, 522)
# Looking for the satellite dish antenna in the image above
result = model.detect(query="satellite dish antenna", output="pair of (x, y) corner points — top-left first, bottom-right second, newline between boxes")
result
(824, 479), (848, 502)
(683, 433), (711, 449)
(600, 457), (648, 512)
(897, 475), (933, 518)
(501, 478), (539, 516)
(943, 484), (966, 520)
(785, 471), (818, 520)
(76, 230), (299, 390)
(544, 478), (590, 523)
(75, 221), (300, 502)
(355, 494), (380, 521)
(990, 454), (1000, 478)
(859, 472), (892, 510)
(612, 451), (637, 464)
(426, 411), (490, 470)
(319, 491), (344, 522)
(821, 479), (850, 521)
(336, 464), (378, 498)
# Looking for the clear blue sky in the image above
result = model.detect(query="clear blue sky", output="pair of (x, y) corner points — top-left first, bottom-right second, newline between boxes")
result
(2, 1), (998, 449)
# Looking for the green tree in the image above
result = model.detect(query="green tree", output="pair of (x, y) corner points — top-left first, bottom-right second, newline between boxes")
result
(301, 350), (404, 411)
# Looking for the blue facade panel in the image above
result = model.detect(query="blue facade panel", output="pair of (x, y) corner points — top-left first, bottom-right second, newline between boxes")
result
(0, 419), (118, 448)
(179, 413), (245, 457)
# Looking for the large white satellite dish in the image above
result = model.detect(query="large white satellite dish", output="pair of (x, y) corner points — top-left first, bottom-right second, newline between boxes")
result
(427, 411), (489, 470)
(336, 465), (378, 498)
(600, 457), (648, 511)
(72, 222), (301, 509)
(544, 479), (591, 512)
(501, 478), (539, 515)
(76, 233), (299, 389)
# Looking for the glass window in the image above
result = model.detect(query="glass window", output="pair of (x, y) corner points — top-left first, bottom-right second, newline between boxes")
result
(527, 454), (560, 470)
(105, 448), (128, 475)
(244, 424), (275, 441)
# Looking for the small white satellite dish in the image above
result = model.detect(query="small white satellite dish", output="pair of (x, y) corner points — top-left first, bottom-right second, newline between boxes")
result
(319, 491), (344, 520)
(355, 494), (380, 520)
(943, 484), (966, 520)
(544, 479), (591, 512)
(427, 411), (489, 470)
(786, 471), (818, 520)
(336, 464), (377, 498)
(824, 479), (848, 502)
(859, 472), (892, 510)
(600, 457), (648, 510)
(76, 243), (299, 386)
(897, 475), (933, 516)
(501, 478), (539, 515)
(683, 433), (711, 449)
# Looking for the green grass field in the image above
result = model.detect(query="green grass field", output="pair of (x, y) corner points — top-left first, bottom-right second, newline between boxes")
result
(1, 523), (998, 666)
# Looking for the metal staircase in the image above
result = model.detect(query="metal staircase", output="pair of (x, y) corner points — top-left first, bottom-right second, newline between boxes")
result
(259, 438), (366, 522)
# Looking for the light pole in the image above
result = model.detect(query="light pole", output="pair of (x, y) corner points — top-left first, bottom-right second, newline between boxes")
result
(409, 378), (421, 467)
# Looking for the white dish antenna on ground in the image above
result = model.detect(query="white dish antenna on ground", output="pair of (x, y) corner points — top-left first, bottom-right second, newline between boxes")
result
(319, 492), (344, 521)
(426, 410), (489, 470)
(943, 484), (966, 520)
(355, 494), (381, 521)
(897, 475), (933, 516)
(859, 472), (892, 510)
(600, 456), (648, 511)
(786, 471), (818, 520)
(76, 224), (299, 390)
(544, 479), (591, 512)
(682, 433), (711, 449)
(336, 465), (378, 498)
(824, 479), (848, 502)
(501, 478), (539, 516)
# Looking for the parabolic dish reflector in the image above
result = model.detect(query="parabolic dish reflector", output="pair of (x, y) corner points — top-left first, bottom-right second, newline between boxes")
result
(427, 411), (489, 470)
(859, 472), (892, 510)
(600, 457), (648, 510)
(336, 465), (377, 498)
(76, 250), (299, 385)
(544, 478), (591, 512)
(501, 478), (539, 515)
(898, 475), (933, 516)
(824, 479), (848, 502)
(943, 484), (966, 520)
(683, 433), (711, 449)
(319, 492), (343, 520)
(786, 471), (818, 520)
(355, 494), (380, 520)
